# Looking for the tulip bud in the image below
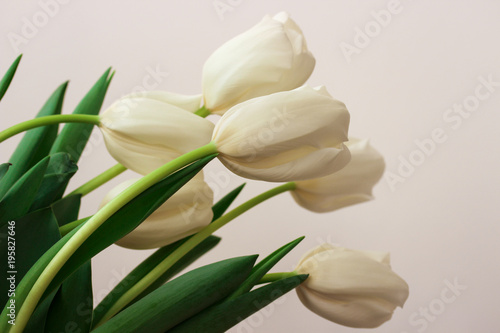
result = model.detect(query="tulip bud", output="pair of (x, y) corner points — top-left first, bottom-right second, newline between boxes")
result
(202, 12), (315, 115)
(291, 138), (385, 212)
(295, 244), (409, 328)
(211, 85), (351, 182)
(100, 91), (214, 175)
(100, 173), (213, 249)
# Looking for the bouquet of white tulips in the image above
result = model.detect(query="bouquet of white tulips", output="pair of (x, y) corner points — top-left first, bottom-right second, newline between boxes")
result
(0, 12), (409, 333)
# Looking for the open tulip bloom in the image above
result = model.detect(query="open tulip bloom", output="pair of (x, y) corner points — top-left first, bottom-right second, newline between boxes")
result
(0, 12), (408, 333)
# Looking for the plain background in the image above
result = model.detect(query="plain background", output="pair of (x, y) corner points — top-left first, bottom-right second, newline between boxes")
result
(1, 0), (499, 332)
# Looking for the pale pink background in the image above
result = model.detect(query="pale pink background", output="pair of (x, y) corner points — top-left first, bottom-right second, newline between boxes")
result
(1, 1), (499, 332)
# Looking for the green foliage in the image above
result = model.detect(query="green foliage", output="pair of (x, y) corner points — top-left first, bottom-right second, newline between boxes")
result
(0, 82), (67, 199)
(92, 256), (258, 333)
(168, 274), (308, 333)
(0, 54), (22, 101)
(0, 156), (50, 227)
(49, 69), (112, 164)
(211, 183), (245, 221)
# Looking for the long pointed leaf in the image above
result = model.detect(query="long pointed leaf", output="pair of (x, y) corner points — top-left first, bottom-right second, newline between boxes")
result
(0, 156), (215, 331)
(0, 82), (68, 198)
(49, 68), (112, 163)
(228, 236), (305, 299)
(0, 207), (60, 308)
(51, 194), (81, 226)
(169, 275), (308, 333)
(44, 261), (93, 333)
(0, 163), (10, 183)
(29, 153), (78, 212)
(0, 54), (22, 101)
(0, 156), (50, 227)
(92, 256), (258, 333)
(92, 235), (221, 326)
(211, 183), (245, 221)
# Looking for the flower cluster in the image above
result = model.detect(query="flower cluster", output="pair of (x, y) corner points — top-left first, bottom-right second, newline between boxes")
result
(96, 12), (407, 328)
(0, 12), (408, 332)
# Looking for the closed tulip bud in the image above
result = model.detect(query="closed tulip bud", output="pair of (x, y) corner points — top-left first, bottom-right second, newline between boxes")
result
(202, 12), (315, 115)
(211, 85), (351, 182)
(100, 91), (214, 175)
(291, 138), (385, 212)
(295, 244), (409, 328)
(100, 173), (213, 249)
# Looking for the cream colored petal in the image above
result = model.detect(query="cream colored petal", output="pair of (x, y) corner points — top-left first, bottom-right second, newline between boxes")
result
(100, 173), (214, 249)
(202, 13), (314, 114)
(296, 287), (396, 328)
(297, 248), (409, 307)
(117, 91), (202, 112)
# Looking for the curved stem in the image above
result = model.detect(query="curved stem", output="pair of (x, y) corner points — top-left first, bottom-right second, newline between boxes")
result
(258, 271), (298, 284)
(59, 217), (91, 237)
(11, 142), (218, 333)
(94, 181), (297, 327)
(67, 163), (127, 197)
(0, 114), (101, 143)
(194, 105), (211, 118)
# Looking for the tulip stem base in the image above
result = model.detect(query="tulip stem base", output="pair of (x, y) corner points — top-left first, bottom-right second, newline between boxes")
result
(0, 114), (101, 143)
(94, 181), (297, 327)
(67, 163), (127, 197)
(194, 105), (211, 117)
(9, 142), (219, 333)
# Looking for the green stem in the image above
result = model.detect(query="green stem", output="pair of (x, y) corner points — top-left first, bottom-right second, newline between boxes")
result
(194, 105), (211, 118)
(0, 114), (101, 143)
(59, 217), (90, 237)
(11, 142), (218, 333)
(94, 181), (297, 327)
(67, 163), (127, 197)
(258, 271), (298, 284)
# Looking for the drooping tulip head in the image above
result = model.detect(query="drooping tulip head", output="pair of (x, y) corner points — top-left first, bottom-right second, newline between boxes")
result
(291, 138), (385, 212)
(295, 244), (409, 328)
(100, 173), (214, 249)
(202, 12), (315, 115)
(212, 85), (351, 182)
(99, 91), (214, 175)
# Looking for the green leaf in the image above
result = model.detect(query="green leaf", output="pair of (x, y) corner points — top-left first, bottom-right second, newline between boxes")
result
(49, 68), (112, 164)
(29, 153), (78, 212)
(168, 274), (308, 333)
(0, 156), (50, 228)
(228, 236), (305, 299)
(0, 82), (68, 199)
(44, 261), (93, 333)
(0, 163), (11, 183)
(44, 156), (216, 300)
(92, 255), (258, 333)
(0, 156), (215, 331)
(211, 183), (245, 221)
(0, 208), (60, 308)
(51, 194), (82, 226)
(92, 235), (221, 326)
(0, 54), (22, 101)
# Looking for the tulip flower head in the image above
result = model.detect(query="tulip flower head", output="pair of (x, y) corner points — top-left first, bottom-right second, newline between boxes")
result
(100, 91), (214, 175)
(211, 85), (351, 182)
(291, 138), (385, 212)
(100, 173), (214, 249)
(295, 244), (409, 328)
(202, 12), (315, 115)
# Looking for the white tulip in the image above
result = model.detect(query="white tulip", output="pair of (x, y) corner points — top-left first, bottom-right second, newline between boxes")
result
(211, 85), (351, 182)
(100, 173), (213, 249)
(202, 12), (315, 115)
(295, 244), (409, 328)
(291, 138), (385, 212)
(99, 91), (214, 175)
